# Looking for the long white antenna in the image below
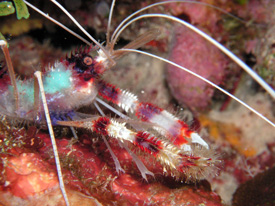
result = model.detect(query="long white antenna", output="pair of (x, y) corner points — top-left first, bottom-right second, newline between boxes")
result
(119, 48), (275, 128)
(106, 0), (116, 46)
(111, 0), (244, 46)
(48, 0), (107, 52)
(113, 14), (275, 99)
(24, 0), (90, 45)
(48, 0), (116, 64)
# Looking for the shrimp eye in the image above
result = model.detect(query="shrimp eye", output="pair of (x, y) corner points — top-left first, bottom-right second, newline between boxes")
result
(83, 56), (93, 66)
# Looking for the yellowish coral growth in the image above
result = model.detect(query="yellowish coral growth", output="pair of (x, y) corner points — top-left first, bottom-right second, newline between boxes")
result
(199, 115), (256, 157)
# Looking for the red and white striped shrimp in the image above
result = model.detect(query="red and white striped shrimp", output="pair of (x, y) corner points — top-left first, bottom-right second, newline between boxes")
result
(1, 0), (274, 205)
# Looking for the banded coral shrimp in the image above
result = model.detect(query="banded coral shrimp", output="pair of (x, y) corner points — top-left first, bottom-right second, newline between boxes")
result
(0, 0), (274, 205)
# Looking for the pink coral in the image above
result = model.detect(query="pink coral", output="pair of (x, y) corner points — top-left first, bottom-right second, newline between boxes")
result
(167, 26), (228, 110)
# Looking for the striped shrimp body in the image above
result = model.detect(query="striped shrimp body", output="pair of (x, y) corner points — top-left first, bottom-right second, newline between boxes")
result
(0, 36), (213, 177)
(1, 0), (275, 205)
(0, 59), (97, 118)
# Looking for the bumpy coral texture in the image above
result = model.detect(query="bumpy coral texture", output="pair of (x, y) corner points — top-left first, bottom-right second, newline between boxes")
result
(167, 26), (228, 110)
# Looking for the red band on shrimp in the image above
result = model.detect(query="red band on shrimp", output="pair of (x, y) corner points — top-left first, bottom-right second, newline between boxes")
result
(93, 117), (111, 136)
(173, 134), (188, 146)
(97, 80), (121, 104)
(178, 120), (193, 138)
(134, 131), (162, 156)
(135, 103), (163, 121)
